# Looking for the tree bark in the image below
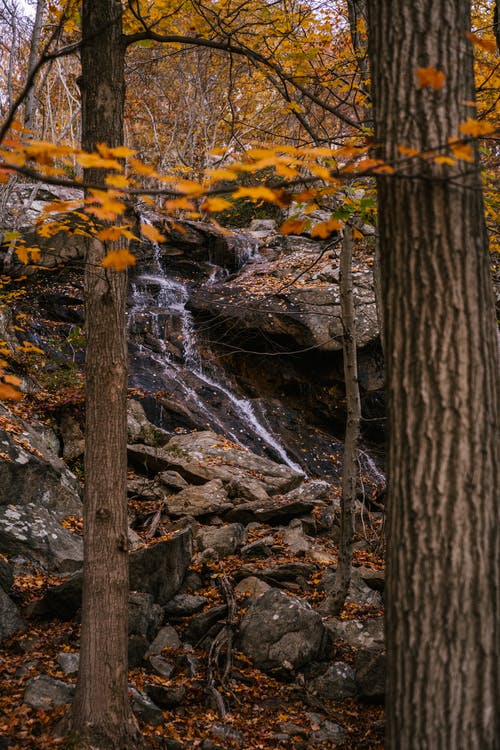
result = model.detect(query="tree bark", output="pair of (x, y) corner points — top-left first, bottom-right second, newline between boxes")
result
(321, 225), (361, 615)
(367, 1), (500, 748)
(24, 0), (45, 130)
(70, 1), (141, 747)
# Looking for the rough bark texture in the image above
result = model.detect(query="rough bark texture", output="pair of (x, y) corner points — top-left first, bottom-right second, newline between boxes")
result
(367, 2), (500, 748)
(24, 0), (45, 130)
(70, 1), (141, 747)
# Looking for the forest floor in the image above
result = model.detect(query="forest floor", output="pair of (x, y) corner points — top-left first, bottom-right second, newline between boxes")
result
(0, 519), (385, 750)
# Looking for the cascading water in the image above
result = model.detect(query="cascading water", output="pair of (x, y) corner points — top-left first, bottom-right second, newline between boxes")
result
(127, 236), (303, 472)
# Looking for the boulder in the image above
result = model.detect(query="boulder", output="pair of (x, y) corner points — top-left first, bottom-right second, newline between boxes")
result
(307, 662), (357, 701)
(145, 682), (186, 709)
(164, 593), (207, 618)
(23, 675), (74, 710)
(167, 479), (233, 517)
(237, 562), (315, 586)
(354, 649), (386, 701)
(129, 686), (164, 726)
(184, 605), (228, 645)
(148, 655), (175, 679)
(59, 412), (84, 461)
(234, 576), (271, 599)
(128, 431), (303, 498)
(238, 588), (329, 674)
(128, 592), (163, 640)
(0, 556), (14, 591)
(146, 625), (181, 656)
(196, 523), (244, 557)
(324, 616), (384, 651)
(127, 399), (169, 446)
(0, 585), (25, 641)
(31, 527), (192, 619)
(0, 504), (83, 573)
(56, 652), (80, 676)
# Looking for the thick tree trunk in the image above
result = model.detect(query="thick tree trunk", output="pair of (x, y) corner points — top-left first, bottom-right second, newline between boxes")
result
(367, 2), (499, 748)
(70, 1), (141, 747)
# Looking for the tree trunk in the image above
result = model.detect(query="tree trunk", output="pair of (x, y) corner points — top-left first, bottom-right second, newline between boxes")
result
(70, 1), (141, 747)
(24, 0), (45, 130)
(321, 225), (361, 615)
(367, 1), (500, 748)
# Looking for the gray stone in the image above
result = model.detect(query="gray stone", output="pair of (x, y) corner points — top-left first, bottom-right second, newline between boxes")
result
(282, 519), (312, 556)
(324, 616), (384, 651)
(158, 470), (189, 491)
(59, 412), (84, 461)
(164, 593), (207, 617)
(146, 625), (181, 655)
(23, 675), (74, 710)
(354, 649), (386, 700)
(356, 565), (385, 591)
(129, 686), (164, 726)
(240, 536), (274, 559)
(238, 589), (329, 674)
(234, 576), (271, 599)
(184, 605), (228, 645)
(196, 523), (244, 557)
(307, 662), (357, 701)
(0, 585), (25, 641)
(0, 504), (83, 573)
(167, 479), (233, 517)
(148, 655), (175, 679)
(128, 592), (163, 640)
(0, 557), (14, 591)
(145, 682), (186, 708)
(56, 652), (79, 675)
(210, 724), (243, 747)
(127, 400), (169, 447)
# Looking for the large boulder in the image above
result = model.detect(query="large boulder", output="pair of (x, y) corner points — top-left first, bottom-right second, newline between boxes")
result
(0, 407), (82, 572)
(167, 479), (232, 517)
(238, 588), (330, 674)
(128, 431), (303, 498)
(30, 527), (192, 619)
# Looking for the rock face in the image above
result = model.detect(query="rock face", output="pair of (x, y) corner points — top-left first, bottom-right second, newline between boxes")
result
(0, 407), (82, 572)
(239, 588), (330, 673)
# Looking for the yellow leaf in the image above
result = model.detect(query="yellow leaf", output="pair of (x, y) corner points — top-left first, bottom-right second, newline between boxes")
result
(99, 145), (136, 158)
(449, 140), (474, 162)
(434, 155), (456, 165)
(311, 219), (342, 238)
(232, 186), (279, 203)
(0, 382), (23, 401)
(309, 164), (332, 180)
(3, 374), (21, 386)
(280, 218), (307, 235)
(352, 228), (364, 239)
(415, 67), (446, 89)
(102, 249), (136, 271)
(200, 197), (232, 212)
(458, 118), (495, 137)
(129, 158), (159, 178)
(397, 146), (420, 157)
(97, 226), (137, 241)
(275, 162), (299, 179)
(174, 179), (204, 196)
(105, 174), (130, 188)
(205, 167), (238, 182)
(140, 223), (166, 243)
(466, 32), (497, 54)
(76, 153), (122, 171)
(246, 148), (275, 160)
(164, 198), (196, 211)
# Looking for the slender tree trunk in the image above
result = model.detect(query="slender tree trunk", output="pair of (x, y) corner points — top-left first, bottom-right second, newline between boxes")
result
(367, 1), (499, 748)
(70, 1), (141, 747)
(24, 0), (45, 130)
(321, 225), (361, 615)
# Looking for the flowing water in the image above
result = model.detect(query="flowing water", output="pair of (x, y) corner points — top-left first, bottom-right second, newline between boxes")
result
(127, 238), (303, 472)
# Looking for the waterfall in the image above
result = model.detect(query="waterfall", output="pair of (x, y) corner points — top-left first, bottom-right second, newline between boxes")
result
(127, 239), (303, 473)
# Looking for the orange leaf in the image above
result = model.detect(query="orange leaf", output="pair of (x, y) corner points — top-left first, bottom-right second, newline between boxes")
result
(232, 186), (279, 203)
(102, 249), (136, 271)
(0, 382), (23, 401)
(200, 197), (232, 212)
(415, 67), (446, 89)
(105, 174), (130, 188)
(434, 155), (456, 165)
(140, 223), (166, 243)
(458, 118), (495, 137)
(449, 140), (474, 162)
(280, 218), (307, 235)
(311, 219), (342, 238)
(466, 32), (497, 54)
(397, 146), (420, 157)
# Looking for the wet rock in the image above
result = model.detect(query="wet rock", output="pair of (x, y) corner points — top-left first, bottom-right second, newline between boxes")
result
(127, 399), (169, 447)
(56, 652), (79, 676)
(0, 585), (25, 641)
(164, 593), (207, 618)
(23, 675), (74, 710)
(196, 523), (244, 556)
(307, 662), (357, 701)
(354, 649), (386, 701)
(129, 686), (164, 726)
(167, 479), (233, 517)
(238, 589), (329, 674)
